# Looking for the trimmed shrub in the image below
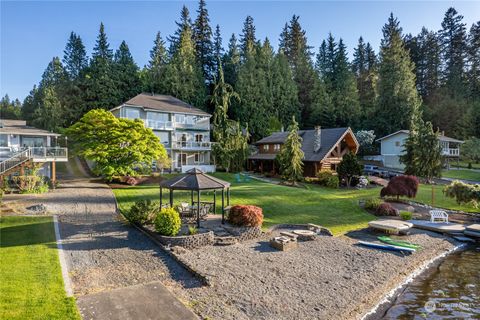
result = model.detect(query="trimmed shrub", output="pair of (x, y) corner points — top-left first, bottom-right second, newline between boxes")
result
(154, 207), (181, 236)
(400, 211), (413, 220)
(380, 175), (419, 199)
(316, 170), (340, 188)
(124, 199), (158, 225)
(444, 180), (480, 208)
(364, 198), (382, 211)
(228, 205), (263, 227)
(375, 202), (398, 216)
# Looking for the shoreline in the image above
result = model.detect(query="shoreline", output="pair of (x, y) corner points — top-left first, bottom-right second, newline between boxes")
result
(361, 241), (467, 320)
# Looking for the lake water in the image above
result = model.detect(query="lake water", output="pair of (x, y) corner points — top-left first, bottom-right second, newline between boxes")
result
(382, 245), (480, 319)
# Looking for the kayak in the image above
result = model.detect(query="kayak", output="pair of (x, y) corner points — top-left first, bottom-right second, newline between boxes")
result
(377, 236), (421, 250)
(358, 240), (416, 253)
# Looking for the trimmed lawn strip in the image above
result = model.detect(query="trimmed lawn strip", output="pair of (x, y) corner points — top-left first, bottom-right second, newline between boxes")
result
(0, 216), (80, 320)
(441, 169), (480, 182)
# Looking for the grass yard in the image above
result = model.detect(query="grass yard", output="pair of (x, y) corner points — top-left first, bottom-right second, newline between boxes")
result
(0, 216), (80, 320)
(441, 169), (480, 182)
(451, 161), (480, 170)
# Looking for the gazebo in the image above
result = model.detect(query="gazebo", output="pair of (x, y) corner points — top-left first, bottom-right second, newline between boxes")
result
(159, 168), (231, 228)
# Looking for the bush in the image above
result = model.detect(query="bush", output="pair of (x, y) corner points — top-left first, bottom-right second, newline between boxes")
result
(444, 180), (480, 208)
(316, 170), (340, 188)
(364, 198), (382, 211)
(380, 175), (419, 199)
(375, 202), (398, 216)
(154, 207), (181, 236)
(125, 176), (139, 186)
(400, 211), (413, 220)
(124, 199), (159, 225)
(228, 205), (263, 227)
(188, 226), (198, 235)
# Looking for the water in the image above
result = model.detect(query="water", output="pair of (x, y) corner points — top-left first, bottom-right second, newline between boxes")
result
(382, 246), (480, 319)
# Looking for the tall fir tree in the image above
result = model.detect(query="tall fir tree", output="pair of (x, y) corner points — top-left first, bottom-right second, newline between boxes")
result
(113, 41), (141, 103)
(0, 94), (22, 119)
(83, 23), (119, 110)
(63, 32), (88, 79)
(168, 5), (192, 53)
(213, 24), (223, 73)
(223, 34), (241, 86)
(375, 14), (422, 138)
(467, 22), (480, 99)
(240, 16), (256, 57)
(193, 0), (214, 81)
(163, 9), (206, 108)
(144, 32), (168, 94)
(33, 86), (64, 132)
(277, 116), (304, 183)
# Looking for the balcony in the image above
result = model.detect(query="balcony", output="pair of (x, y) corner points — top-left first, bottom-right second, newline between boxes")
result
(174, 119), (210, 130)
(144, 120), (174, 131)
(172, 141), (212, 150)
(442, 148), (460, 157)
(30, 147), (68, 162)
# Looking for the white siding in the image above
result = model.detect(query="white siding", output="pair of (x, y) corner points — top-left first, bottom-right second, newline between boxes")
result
(380, 132), (409, 156)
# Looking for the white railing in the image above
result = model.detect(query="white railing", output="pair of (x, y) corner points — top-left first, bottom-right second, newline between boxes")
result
(30, 147), (68, 160)
(144, 120), (174, 130)
(174, 121), (210, 130)
(0, 149), (31, 174)
(442, 148), (460, 156)
(172, 141), (212, 150)
(181, 165), (216, 173)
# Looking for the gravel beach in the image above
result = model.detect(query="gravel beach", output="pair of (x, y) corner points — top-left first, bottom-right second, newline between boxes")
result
(176, 229), (457, 320)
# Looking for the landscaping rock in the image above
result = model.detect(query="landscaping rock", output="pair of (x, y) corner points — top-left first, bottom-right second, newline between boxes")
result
(404, 205), (415, 213)
(26, 204), (47, 214)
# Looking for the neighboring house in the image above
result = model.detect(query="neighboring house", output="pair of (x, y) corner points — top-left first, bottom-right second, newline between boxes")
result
(248, 127), (359, 177)
(110, 93), (215, 173)
(0, 119), (68, 181)
(376, 130), (463, 170)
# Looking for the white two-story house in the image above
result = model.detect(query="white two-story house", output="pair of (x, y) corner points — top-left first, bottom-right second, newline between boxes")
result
(376, 130), (464, 170)
(110, 93), (215, 173)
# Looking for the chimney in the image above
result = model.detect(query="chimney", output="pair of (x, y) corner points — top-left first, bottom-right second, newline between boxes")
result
(314, 126), (321, 152)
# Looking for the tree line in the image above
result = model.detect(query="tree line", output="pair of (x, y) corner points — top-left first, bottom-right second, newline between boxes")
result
(1, 2), (478, 142)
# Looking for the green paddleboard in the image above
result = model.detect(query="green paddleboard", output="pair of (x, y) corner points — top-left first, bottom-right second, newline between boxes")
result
(378, 236), (421, 250)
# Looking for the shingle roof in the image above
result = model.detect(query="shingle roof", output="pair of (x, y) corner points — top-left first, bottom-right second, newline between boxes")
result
(160, 168), (230, 190)
(112, 93), (210, 116)
(0, 120), (60, 136)
(376, 130), (464, 143)
(253, 127), (354, 162)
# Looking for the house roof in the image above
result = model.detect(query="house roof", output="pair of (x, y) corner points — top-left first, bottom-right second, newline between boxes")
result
(0, 120), (61, 136)
(376, 130), (464, 143)
(252, 127), (358, 162)
(110, 93), (210, 116)
(160, 168), (230, 190)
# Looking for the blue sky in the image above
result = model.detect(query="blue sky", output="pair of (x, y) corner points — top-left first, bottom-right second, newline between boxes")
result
(1, 1), (479, 101)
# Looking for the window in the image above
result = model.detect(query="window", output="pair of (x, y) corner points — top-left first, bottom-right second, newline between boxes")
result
(21, 136), (45, 147)
(395, 141), (400, 147)
(175, 114), (185, 123)
(194, 153), (205, 163)
(154, 132), (170, 147)
(0, 134), (7, 147)
(330, 164), (336, 171)
(125, 108), (140, 119)
(147, 112), (168, 122)
(263, 145), (269, 151)
(274, 144), (280, 151)
(195, 134), (203, 142)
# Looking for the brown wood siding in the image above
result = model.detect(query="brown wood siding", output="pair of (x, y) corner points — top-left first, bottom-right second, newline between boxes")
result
(258, 143), (281, 154)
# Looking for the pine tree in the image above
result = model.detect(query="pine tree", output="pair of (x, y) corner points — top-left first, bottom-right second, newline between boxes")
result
(213, 24), (223, 73)
(240, 16), (256, 57)
(163, 11), (206, 108)
(223, 34), (241, 86)
(375, 14), (421, 138)
(113, 41), (141, 102)
(33, 86), (64, 132)
(39, 57), (68, 89)
(144, 32), (168, 94)
(63, 32), (88, 79)
(22, 86), (41, 122)
(193, 0), (214, 81)
(277, 116), (304, 183)
(168, 5), (192, 53)
(83, 23), (118, 110)
(0, 94), (22, 119)
(467, 22), (480, 99)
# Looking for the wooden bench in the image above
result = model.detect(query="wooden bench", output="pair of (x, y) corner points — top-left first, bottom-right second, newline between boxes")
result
(429, 210), (449, 223)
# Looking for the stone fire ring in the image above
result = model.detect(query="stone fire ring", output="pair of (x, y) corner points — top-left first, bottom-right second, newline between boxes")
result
(292, 230), (317, 241)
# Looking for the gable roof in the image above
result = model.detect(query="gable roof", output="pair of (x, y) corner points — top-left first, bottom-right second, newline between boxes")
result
(110, 93), (210, 116)
(253, 127), (358, 162)
(0, 119), (60, 136)
(376, 130), (464, 143)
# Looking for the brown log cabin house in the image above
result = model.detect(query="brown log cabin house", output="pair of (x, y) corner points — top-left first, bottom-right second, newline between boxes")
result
(248, 127), (359, 177)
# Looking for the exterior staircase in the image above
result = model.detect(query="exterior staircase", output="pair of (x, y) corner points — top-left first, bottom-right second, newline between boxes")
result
(0, 147), (68, 176)
(0, 149), (32, 176)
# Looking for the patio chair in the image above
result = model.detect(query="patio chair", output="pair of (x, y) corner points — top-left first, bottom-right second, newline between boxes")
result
(243, 173), (251, 182)
(178, 202), (195, 223)
(199, 203), (212, 220)
(235, 173), (242, 183)
(429, 210), (449, 223)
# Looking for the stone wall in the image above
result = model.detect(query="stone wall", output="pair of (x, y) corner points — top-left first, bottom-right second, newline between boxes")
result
(224, 226), (264, 241)
(151, 231), (215, 249)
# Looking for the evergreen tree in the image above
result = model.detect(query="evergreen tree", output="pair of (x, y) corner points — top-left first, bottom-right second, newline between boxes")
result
(240, 16), (256, 57)
(337, 152), (362, 187)
(33, 86), (64, 132)
(144, 32), (168, 94)
(168, 5), (192, 53)
(83, 23), (118, 110)
(63, 32), (88, 79)
(163, 11), (205, 108)
(113, 41), (141, 102)
(22, 86), (41, 122)
(0, 94), (22, 119)
(39, 57), (68, 89)
(375, 14), (421, 138)
(223, 34), (241, 86)
(213, 24), (223, 73)
(439, 7), (468, 92)
(467, 22), (480, 99)
(193, 0), (214, 80)
(277, 116), (304, 183)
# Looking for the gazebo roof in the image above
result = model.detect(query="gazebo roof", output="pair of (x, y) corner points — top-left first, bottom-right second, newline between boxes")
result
(160, 168), (231, 190)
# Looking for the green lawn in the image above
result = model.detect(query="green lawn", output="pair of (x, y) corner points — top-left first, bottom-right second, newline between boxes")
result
(451, 161), (480, 170)
(441, 169), (480, 182)
(0, 216), (80, 320)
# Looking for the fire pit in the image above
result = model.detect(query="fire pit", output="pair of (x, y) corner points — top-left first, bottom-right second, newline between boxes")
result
(292, 230), (317, 241)
(270, 236), (298, 251)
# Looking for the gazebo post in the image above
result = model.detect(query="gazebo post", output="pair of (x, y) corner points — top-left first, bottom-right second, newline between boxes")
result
(227, 188), (230, 206)
(197, 190), (201, 228)
(190, 190), (194, 206)
(159, 186), (163, 208)
(221, 188), (225, 224)
(213, 190), (216, 215)
(169, 189), (173, 208)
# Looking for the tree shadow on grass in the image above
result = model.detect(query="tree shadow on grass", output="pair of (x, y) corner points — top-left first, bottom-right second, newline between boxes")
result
(0, 221), (57, 248)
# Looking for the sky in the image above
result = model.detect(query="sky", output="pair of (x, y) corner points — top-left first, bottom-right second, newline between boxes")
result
(1, 1), (479, 101)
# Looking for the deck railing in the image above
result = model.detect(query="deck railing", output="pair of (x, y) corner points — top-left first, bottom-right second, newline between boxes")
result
(171, 141), (212, 150)
(0, 149), (31, 174)
(30, 147), (68, 160)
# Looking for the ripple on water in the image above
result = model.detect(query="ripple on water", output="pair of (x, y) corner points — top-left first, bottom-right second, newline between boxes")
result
(382, 246), (480, 319)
